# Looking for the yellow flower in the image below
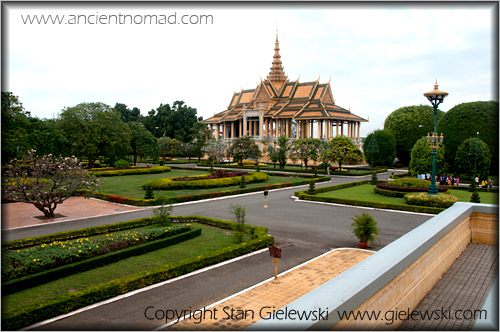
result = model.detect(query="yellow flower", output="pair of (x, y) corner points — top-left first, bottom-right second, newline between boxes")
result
(33, 259), (36, 261)
(78, 250), (81, 253)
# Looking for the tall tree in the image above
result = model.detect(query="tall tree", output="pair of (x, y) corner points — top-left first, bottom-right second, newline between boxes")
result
(289, 138), (321, 169)
(128, 121), (158, 166)
(157, 137), (181, 160)
(144, 101), (200, 143)
(266, 135), (291, 169)
(384, 105), (445, 165)
(203, 140), (227, 166)
(114, 103), (141, 123)
(27, 118), (71, 157)
(327, 136), (364, 170)
(227, 136), (262, 166)
(189, 122), (211, 161)
(59, 102), (130, 168)
(1, 92), (31, 163)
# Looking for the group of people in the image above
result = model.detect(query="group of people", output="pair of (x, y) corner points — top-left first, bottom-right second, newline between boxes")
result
(416, 173), (495, 188)
(476, 176), (494, 188)
(416, 173), (461, 186)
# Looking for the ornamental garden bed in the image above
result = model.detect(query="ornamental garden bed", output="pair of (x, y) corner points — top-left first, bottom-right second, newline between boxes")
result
(2, 215), (274, 330)
(295, 182), (498, 214)
(87, 166), (171, 177)
(82, 168), (329, 206)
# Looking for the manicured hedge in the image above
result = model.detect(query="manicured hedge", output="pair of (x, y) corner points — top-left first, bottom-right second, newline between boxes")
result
(87, 166), (171, 177)
(404, 192), (460, 209)
(79, 176), (331, 207)
(142, 172), (268, 190)
(2, 216), (273, 331)
(2, 227), (200, 295)
(374, 186), (450, 198)
(442, 185), (499, 193)
(295, 181), (444, 214)
(196, 163), (387, 176)
(376, 181), (448, 192)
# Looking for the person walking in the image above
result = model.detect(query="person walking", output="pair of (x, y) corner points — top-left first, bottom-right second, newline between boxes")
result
(489, 178), (494, 188)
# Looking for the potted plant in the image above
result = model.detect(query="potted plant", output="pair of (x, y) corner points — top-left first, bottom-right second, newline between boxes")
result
(350, 212), (380, 249)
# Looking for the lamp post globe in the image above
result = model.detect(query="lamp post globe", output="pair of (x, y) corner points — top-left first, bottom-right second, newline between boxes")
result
(423, 80), (448, 195)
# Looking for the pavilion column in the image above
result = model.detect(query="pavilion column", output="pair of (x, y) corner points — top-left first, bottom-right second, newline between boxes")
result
(285, 119), (290, 137)
(259, 114), (263, 138)
(340, 121), (343, 136)
(223, 122), (227, 140)
(318, 121), (322, 140)
(326, 120), (330, 140)
(357, 122), (360, 143)
(231, 122), (235, 139)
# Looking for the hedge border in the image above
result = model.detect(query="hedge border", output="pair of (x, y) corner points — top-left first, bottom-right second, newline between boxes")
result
(2, 216), (274, 331)
(374, 186), (450, 198)
(295, 181), (444, 214)
(197, 163), (388, 176)
(2, 226), (200, 295)
(87, 166), (171, 177)
(79, 176), (331, 207)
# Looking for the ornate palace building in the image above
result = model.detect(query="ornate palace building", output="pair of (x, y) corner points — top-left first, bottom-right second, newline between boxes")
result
(203, 33), (368, 148)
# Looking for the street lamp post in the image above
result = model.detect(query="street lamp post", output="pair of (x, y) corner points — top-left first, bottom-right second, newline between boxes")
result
(423, 80), (448, 195)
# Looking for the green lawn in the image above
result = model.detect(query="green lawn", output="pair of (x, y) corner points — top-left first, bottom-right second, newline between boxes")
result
(97, 169), (309, 199)
(318, 184), (498, 205)
(3, 223), (252, 313)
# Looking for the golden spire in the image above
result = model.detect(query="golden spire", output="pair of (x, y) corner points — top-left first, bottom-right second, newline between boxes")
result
(266, 30), (288, 84)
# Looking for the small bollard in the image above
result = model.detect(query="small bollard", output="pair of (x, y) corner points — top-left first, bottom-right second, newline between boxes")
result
(268, 245), (282, 284)
(264, 189), (268, 208)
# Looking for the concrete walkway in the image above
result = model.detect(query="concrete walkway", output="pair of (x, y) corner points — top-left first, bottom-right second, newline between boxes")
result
(398, 243), (498, 330)
(163, 248), (374, 331)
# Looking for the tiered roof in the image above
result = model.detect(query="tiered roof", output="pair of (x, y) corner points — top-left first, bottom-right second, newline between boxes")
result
(203, 33), (367, 125)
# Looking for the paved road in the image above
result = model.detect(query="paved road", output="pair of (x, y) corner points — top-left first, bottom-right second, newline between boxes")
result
(8, 170), (434, 330)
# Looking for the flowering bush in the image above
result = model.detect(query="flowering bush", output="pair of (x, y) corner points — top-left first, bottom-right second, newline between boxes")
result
(403, 192), (460, 208)
(2, 224), (191, 281)
(2, 150), (99, 217)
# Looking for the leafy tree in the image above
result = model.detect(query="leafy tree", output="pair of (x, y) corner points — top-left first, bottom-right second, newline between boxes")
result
(27, 118), (71, 157)
(227, 136), (262, 166)
(59, 102), (130, 168)
(408, 137), (446, 176)
(437, 101), (498, 174)
(454, 137), (491, 181)
(2, 150), (99, 218)
(179, 142), (195, 160)
(384, 105), (445, 165)
(363, 130), (397, 166)
(128, 122), (158, 166)
(189, 122), (211, 161)
(1, 92), (31, 163)
(327, 136), (364, 170)
(114, 103), (141, 123)
(266, 134), (291, 169)
(203, 140), (227, 166)
(143, 101), (200, 143)
(157, 137), (181, 160)
(289, 138), (321, 169)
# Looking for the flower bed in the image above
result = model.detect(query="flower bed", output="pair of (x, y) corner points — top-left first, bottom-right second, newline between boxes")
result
(2, 216), (273, 331)
(142, 172), (268, 190)
(2, 225), (191, 281)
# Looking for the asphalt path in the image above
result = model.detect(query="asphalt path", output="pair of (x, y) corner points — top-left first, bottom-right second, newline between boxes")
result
(8, 169), (434, 330)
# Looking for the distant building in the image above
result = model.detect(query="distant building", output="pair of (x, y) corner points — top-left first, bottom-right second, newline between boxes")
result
(203, 32), (368, 148)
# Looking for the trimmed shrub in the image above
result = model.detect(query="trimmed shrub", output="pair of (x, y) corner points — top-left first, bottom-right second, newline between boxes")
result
(363, 130), (397, 166)
(142, 172), (268, 190)
(403, 192), (460, 208)
(87, 166), (170, 177)
(377, 179), (448, 192)
(114, 159), (130, 169)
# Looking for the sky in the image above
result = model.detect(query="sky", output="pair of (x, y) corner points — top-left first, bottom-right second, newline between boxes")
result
(3, 2), (497, 137)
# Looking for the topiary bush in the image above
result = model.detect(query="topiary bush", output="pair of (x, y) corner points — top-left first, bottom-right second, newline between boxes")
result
(403, 192), (460, 208)
(454, 137), (491, 182)
(114, 159), (130, 169)
(363, 130), (397, 166)
(409, 137), (446, 176)
(437, 101), (499, 175)
(384, 105), (445, 165)
(388, 178), (431, 189)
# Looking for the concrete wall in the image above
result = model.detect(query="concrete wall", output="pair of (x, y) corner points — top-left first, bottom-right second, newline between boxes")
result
(248, 203), (498, 331)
